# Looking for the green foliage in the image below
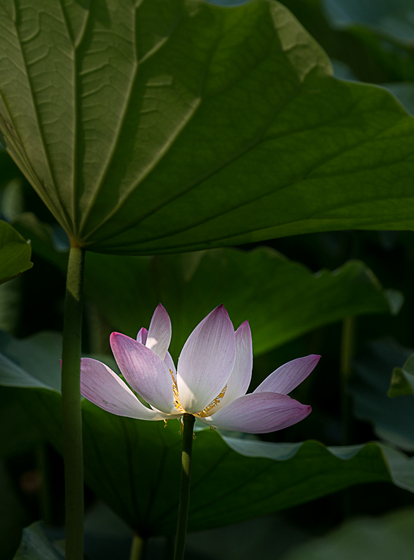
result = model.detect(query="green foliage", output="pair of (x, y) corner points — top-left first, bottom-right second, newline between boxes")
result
(10, 212), (402, 356)
(352, 340), (414, 451)
(2, 1), (414, 254)
(323, 0), (414, 45)
(13, 522), (64, 560)
(0, 331), (413, 538)
(389, 353), (414, 397)
(0, 220), (32, 285)
(83, 248), (401, 357)
(282, 506), (414, 560)
(0, 389), (42, 459)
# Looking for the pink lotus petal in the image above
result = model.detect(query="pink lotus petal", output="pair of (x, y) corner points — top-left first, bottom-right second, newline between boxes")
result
(111, 333), (174, 414)
(208, 321), (253, 414)
(177, 305), (236, 414)
(136, 327), (148, 345)
(146, 304), (171, 360)
(254, 355), (320, 395)
(80, 358), (172, 421)
(164, 351), (176, 377)
(199, 392), (311, 433)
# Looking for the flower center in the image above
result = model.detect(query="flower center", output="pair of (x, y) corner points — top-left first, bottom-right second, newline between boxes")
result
(170, 369), (227, 417)
(170, 370), (185, 413)
(195, 385), (227, 418)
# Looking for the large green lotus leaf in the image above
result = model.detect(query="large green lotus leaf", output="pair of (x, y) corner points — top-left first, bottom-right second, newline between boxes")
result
(282, 506), (414, 560)
(1, 331), (413, 537)
(3, 2), (414, 254)
(0, 220), (32, 285)
(83, 248), (402, 358)
(351, 339), (414, 451)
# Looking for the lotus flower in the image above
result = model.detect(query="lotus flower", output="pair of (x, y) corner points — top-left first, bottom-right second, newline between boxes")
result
(80, 304), (319, 433)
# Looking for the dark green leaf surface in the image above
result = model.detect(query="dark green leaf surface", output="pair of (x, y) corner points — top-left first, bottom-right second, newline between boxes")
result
(10, 215), (400, 358)
(0, 220), (33, 285)
(0, 332), (413, 537)
(352, 339), (414, 451)
(0, 148), (24, 190)
(84, 248), (402, 358)
(13, 522), (65, 560)
(282, 506), (414, 560)
(0, 388), (42, 458)
(2, 1), (414, 253)
(389, 353), (414, 397)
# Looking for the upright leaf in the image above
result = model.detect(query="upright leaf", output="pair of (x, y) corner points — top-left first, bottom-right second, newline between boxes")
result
(0, 220), (32, 285)
(13, 522), (65, 560)
(389, 353), (414, 397)
(352, 340), (414, 451)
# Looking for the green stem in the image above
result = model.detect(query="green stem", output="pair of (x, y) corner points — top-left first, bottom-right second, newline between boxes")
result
(61, 246), (85, 560)
(129, 533), (146, 560)
(340, 316), (355, 520)
(340, 316), (355, 446)
(173, 414), (195, 560)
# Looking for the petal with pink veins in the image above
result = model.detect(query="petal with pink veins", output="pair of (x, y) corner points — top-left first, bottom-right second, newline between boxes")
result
(177, 305), (236, 414)
(207, 320), (253, 414)
(146, 304), (171, 360)
(111, 333), (175, 414)
(199, 392), (311, 433)
(80, 358), (176, 421)
(254, 355), (320, 395)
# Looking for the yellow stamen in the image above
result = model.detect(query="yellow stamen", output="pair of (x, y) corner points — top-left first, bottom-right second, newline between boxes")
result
(170, 369), (227, 419)
(195, 384), (227, 418)
(170, 369), (185, 413)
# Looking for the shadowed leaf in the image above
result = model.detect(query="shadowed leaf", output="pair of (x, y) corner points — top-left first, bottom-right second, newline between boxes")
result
(0, 220), (32, 285)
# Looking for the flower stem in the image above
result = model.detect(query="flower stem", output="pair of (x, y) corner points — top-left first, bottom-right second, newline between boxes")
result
(61, 246), (85, 560)
(173, 414), (195, 560)
(340, 316), (355, 520)
(340, 316), (355, 446)
(129, 533), (146, 560)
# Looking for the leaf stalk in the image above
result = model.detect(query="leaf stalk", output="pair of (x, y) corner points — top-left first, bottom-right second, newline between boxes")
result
(61, 246), (85, 560)
(173, 414), (195, 560)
